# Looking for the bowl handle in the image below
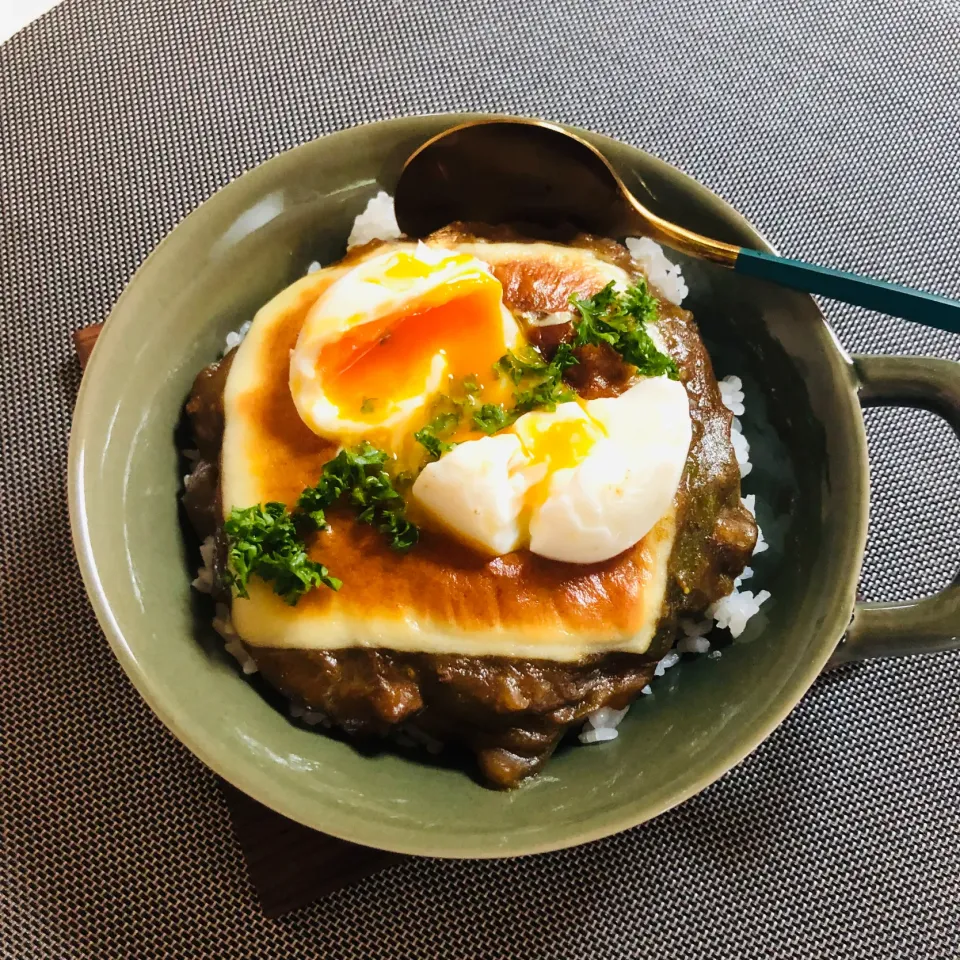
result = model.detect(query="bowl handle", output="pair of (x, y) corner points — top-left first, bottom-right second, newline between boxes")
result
(830, 354), (960, 664)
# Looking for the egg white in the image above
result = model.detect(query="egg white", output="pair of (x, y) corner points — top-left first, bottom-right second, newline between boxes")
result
(409, 432), (531, 556)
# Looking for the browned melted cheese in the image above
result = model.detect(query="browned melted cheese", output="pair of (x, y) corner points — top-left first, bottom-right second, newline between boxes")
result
(220, 239), (678, 660)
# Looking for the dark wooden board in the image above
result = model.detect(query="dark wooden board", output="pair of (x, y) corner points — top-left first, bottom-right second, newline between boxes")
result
(74, 322), (403, 917)
(219, 783), (404, 918)
(73, 323), (103, 369)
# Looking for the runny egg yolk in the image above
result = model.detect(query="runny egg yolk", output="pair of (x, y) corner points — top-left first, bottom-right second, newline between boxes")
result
(290, 247), (520, 446)
(319, 282), (502, 420)
(513, 408), (606, 511)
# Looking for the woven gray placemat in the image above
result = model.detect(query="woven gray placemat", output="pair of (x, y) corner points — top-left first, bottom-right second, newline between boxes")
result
(2, 1), (958, 957)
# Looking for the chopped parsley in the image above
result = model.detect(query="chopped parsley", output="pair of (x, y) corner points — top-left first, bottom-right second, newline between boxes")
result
(512, 342), (577, 413)
(223, 443), (417, 606)
(494, 347), (551, 384)
(223, 502), (341, 606)
(492, 343), (577, 420)
(298, 442), (418, 551)
(359, 397), (377, 414)
(472, 402), (514, 435)
(414, 411), (461, 460)
(569, 280), (678, 380)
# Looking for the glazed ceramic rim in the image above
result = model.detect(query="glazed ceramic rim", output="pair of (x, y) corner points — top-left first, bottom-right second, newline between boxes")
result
(69, 113), (868, 857)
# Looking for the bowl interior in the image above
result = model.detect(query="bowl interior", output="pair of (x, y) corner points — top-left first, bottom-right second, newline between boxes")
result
(70, 115), (867, 857)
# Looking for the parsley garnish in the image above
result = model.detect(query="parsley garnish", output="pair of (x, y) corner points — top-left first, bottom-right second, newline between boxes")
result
(297, 442), (418, 551)
(494, 347), (550, 384)
(360, 397), (377, 414)
(414, 411), (461, 460)
(223, 502), (341, 605)
(513, 342), (577, 412)
(569, 280), (678, 380)
(473, 403), (514, 435)
(223, 444), (417, 606)
(482, 342), (578, 432)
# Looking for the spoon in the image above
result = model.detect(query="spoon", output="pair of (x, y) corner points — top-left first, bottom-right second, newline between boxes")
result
(394, 118), (960, 335)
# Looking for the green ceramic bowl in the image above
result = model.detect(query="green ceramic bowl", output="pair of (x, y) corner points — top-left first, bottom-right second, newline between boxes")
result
(69, 114), (960, 858)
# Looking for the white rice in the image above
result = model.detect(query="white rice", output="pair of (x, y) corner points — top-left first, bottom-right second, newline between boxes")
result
(346, 191), (402, 249)
(579, 705), (629, 743)
(625, 236), (689, 305)
(722, 376), (753, 479)
(196, 206), (770, 749)
(706, 588), (772, 639)
(687, 385), (771, 643)
(741, 495), (768, 556)
(190, 535), (217, 594)
(718, 375), (745, 416)
(579, 650), (682, 742)
(676, 618), (713, 655)
(703, 493), (771, 639)
(215, 602), (258, 675)
(224, 319), (252, 352)
(654, 650), (681, 677)
(190, 535), (258, 675)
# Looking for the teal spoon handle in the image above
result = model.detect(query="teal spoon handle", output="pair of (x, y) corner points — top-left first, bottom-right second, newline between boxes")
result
(734, 248), (960, 336)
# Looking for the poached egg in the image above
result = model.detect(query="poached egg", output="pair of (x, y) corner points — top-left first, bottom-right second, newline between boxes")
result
(411, 377), (691, 564)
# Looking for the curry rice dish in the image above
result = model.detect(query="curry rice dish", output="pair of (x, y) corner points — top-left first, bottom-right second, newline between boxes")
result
(181, 211), (759, 789)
